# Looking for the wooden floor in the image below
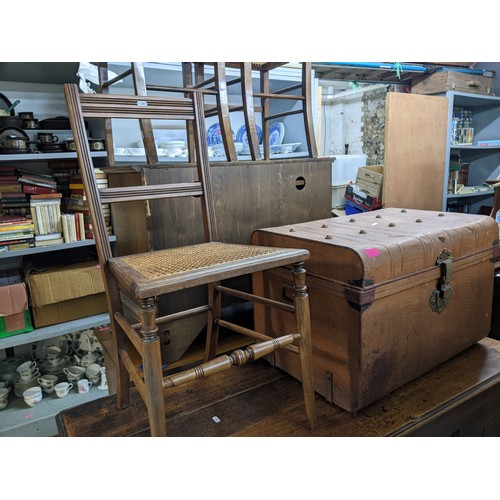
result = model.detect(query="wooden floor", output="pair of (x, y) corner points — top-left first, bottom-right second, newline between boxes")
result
(56, 337), (500, 437)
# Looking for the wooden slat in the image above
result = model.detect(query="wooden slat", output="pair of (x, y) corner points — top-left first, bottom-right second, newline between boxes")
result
(253, 92), (305, 100)
(98, 183), (203, 203)
(79, 93), (195, 121)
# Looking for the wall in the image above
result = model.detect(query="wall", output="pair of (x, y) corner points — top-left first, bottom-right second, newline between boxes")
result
(320, 83), (389, 164)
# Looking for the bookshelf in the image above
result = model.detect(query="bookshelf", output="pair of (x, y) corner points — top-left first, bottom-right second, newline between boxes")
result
(0, 110), (112, 435)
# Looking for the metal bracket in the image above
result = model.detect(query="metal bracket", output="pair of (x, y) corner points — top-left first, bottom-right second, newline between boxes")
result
(429, 249), (453, 314)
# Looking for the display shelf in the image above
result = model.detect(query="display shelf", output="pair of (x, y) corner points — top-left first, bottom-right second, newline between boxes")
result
(0, 385), (109, 437)
(451, 145), (500, 151)
(0, 235), (116, 259)
(114, 151), (309, 163)
(0, 151), (107, 162)
(447, 191), (494, 200)
(0, 313), (110, 350)
(442, 91), (500, 212)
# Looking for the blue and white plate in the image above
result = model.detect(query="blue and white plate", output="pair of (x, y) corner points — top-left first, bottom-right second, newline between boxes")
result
(206, 123), (235, 146)
(269, 121), (285, 146)
(236, 124), (263, 145)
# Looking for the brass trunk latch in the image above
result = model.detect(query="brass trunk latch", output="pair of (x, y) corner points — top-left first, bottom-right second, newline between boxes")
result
(429, 249), (453, 313)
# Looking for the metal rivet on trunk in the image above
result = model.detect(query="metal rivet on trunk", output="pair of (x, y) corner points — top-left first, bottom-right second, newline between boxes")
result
(321, 224), (328, 228)
(438, 212), (445, 217)
(439, 235), (446, 242)
(389, 222), (396, 227)
(376, 214), (382, 218)
(416, 218), (422, 223)
(359, 230), (367, 234)
(401, 209), (407, 213)
(349, 218), (356, 222)
(325, 235), (333, 240)
(289, 228), (296, 232)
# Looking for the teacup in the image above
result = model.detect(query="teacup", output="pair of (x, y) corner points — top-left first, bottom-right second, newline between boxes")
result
(54, 382), (73, 398)
(20, 368), (40, 381)
(85, 363), (101, 378)
(88, 374), (101, 386)
(38, 132), (59, 143)
(63, 366), (85, 383)
(37, 374), (59, 394)
(0, 387), (10, 399)
(45, 345), (62, 360)
(77, 379), (92, 394)
(16, 360), (36, 374)
(23, 386), (43, 407)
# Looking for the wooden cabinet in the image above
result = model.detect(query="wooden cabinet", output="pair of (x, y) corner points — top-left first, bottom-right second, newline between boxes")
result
(383, 92), (449, 210)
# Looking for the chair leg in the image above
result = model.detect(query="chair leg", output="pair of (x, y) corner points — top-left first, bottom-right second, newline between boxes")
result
(291, 262), (317, 430)
(205, 282), (221, 361)
(138, 298), (166, 437)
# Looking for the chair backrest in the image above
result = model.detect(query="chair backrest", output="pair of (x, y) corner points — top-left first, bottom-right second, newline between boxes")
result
(63, 83), (216, 266)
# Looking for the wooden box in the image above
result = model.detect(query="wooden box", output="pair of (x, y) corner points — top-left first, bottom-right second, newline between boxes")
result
(251, 208), (499, 412)
(355, 165), (383, 199)
(411, 71), (494, 96)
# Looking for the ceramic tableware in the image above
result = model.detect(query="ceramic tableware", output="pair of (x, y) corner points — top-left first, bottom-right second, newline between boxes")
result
(23, 386), (43, 407)
(37, 374), (59, 394)
(77, 379), (92, 394)
(54, 382), (73, 398)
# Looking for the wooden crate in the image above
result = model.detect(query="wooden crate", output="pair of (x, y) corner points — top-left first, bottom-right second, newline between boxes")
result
(355, 165), (383, 198)
(252, 208), (498, 412)
(411, 71), (494, 96)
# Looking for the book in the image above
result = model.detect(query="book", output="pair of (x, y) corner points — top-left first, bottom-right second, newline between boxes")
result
(0, 184), (22, 193)
(30, 193), (63, 200)
(34, 236), (64, 247)
(34, 233), (62, 241)
(21, 184), (58, 195)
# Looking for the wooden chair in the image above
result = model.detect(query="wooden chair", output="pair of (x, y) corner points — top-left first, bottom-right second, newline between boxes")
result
(231, 62), (319, 160)
(63, 83), (317, 436)
(184, 63), (319, 161)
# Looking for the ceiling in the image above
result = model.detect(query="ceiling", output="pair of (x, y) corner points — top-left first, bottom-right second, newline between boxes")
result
(311, 62), (483, 85)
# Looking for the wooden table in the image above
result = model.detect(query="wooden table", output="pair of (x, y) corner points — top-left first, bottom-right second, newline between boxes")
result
(56, 337), (500, 437)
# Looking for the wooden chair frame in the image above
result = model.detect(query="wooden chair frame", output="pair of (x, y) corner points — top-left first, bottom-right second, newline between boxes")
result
(64, 83), (317, 436)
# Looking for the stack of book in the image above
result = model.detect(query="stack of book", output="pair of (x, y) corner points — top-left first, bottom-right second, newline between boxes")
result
(0, 215), (35, 252)
(49, 162), (79, 211)
(0, 166), (22, 197)
(29, 193), (64, 246)
(18, 169), (58, 194)
(0, 192), (30, 217)
(61, 212), (85, 243)
(67, 169), (112, 239)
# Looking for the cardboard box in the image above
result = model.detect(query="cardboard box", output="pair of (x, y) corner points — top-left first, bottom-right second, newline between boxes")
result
(25, 261), (107, 327)
(411, 71), (494, 96)
(344, 184), (383, 211)
(355, 165), (383, 199)
(0, 281), (33, 338)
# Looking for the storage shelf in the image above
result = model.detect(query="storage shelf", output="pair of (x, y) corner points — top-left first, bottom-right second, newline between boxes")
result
(0, 385), (109, 437)
(114, 151), (309, 163)
(451, 145), (500, 151)
(0, 313), (110, 350)
(447, 191), (494, 199)
(0, 151), (107, 162)
(0, 235), (116, 259)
